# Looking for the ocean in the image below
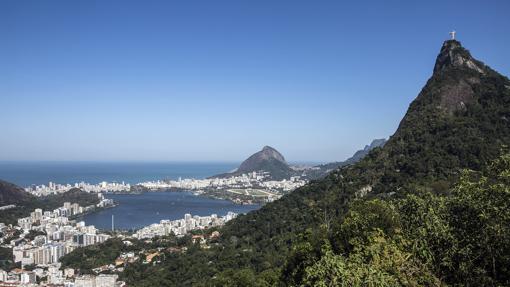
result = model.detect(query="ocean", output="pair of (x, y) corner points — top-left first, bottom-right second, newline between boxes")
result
(0, 161), (238, 187)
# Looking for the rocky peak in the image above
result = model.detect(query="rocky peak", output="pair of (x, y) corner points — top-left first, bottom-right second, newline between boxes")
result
(260, 146), (286, 163)
(212, 145), (293, 180)
(433, 40), (485, 74)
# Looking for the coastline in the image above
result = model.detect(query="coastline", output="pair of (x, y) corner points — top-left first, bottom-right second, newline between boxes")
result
(107, 188), (267, 205)
(71, 202), (119, 221)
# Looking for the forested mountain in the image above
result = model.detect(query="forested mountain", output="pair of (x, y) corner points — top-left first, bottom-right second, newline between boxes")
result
(0, 179), (35, 206)
(93, 40), (510, 286)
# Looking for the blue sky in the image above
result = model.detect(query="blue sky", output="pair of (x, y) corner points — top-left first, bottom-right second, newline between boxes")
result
(1, 0), (509, 162)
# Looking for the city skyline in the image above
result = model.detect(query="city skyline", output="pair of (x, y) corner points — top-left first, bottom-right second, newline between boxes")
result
(2, 0), (510, 162)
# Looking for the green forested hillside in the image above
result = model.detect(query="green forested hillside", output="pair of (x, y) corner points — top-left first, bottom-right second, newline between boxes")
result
(0, 179), (35, 206)
(82, 40), (510, 286)
(282, 153), (510, 286)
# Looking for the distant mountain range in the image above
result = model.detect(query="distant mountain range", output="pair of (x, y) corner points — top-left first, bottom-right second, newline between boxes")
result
(308, 138), (386, 178)
(213, 139), (387, 180)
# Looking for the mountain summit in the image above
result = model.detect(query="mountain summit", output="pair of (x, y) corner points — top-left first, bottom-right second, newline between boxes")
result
(215, 146), (293, 180)
(237, 146), (287, 173)
(433, 40), (486, 74)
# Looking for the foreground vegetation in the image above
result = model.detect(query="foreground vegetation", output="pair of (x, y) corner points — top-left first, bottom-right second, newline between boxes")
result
(282, 153), (510, 286)
(59, 235), (191, 274)
(110, 153), (508, 286)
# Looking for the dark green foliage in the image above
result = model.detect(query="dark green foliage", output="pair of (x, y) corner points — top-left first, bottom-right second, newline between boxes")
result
(37, 188), (101, 210)
(210, 268), (280, 287)
(24, 230), (46, 241)
(283, 153), (510, 286)
(60, 235), (188, 274)
(0, 247), (16, 271)
(0, 180), (35, 205)
(60, 238), (129, 273)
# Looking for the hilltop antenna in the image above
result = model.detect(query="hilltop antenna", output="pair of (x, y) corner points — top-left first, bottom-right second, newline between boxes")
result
(112, 214), (114, 232)
(449, 30), (456, 40)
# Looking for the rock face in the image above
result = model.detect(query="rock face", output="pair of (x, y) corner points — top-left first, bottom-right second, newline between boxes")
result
(433, 40), (485, 74)
(431, 40), (488, 113)
(214, 146), (294, 180)
(0, 180), (34, 206)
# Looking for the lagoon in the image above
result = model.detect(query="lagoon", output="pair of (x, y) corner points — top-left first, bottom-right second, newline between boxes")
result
(81, 191), (260, 230)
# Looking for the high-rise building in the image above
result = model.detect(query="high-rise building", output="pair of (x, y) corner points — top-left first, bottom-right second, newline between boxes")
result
(96, 274), (118, 287)
(75, 275), (97, 287)
(20, 272), (36, 284)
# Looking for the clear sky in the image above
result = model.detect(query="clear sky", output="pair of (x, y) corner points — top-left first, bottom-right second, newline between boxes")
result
(1, 0), (509, 163)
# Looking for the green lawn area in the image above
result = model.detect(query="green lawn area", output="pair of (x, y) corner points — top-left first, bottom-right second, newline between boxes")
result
(227, 189), (274, 197)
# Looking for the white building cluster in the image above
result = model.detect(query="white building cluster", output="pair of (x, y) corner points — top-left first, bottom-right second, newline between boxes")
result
(134, 212), (237, 239)
(25, 182), (131, 197)
(13, 213), (110, 267)
(74, 274), (121, 287)
(23, 172), (307, 204)
(139, 171), (307, 194)
(0, 266), (122, 286)
(0, 197), (118, 286)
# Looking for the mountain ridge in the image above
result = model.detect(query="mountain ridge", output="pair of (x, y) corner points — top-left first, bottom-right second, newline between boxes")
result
(120, 39), (510, 286)
(306, 138), (387, 179)
(217, 38), (510, 281)
(213, 140), (388, 180)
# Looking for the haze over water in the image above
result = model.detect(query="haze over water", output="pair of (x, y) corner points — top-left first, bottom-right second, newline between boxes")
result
(0, 161), (237, 186)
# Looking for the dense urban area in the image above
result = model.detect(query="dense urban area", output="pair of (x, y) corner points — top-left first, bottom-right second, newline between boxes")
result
(0, 195), (240, 286)
(25, 171), (307, 205)
(0, 171), (306, 286)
